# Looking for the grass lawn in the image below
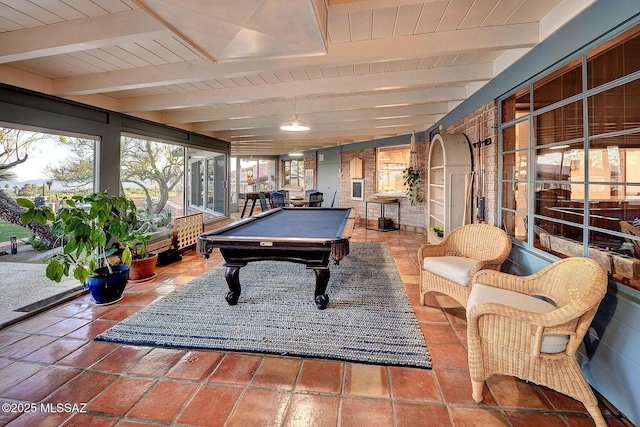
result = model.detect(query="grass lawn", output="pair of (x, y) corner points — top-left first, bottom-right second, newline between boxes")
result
(0, 221), (32, 243)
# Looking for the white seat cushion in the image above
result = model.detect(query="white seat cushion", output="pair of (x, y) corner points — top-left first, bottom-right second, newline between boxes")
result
(422, 256), (478, 286)
(467, 284), (569, 354)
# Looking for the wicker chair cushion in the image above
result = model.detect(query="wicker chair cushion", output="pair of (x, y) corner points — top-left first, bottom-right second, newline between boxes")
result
(422, 256), (478, 286)
(468, 284), (569, 353)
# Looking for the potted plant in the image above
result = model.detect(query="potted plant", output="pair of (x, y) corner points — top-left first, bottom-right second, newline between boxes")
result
(402, 166), (422, 206)
(124, 228), (158, 282)
(17, 191), (140, 305)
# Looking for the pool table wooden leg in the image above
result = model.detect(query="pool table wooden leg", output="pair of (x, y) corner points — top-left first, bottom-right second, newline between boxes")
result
(313, 268), (330, 310)
(224, 265), (242, 305)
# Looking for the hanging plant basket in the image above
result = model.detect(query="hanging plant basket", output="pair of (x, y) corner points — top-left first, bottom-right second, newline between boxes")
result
(403, 166), (422, 206)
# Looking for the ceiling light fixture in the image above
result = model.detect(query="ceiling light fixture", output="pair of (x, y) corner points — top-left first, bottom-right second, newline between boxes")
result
(281, 99), (309, 132)
(280, 114), (310, 132)
(289, 152), (304, 157)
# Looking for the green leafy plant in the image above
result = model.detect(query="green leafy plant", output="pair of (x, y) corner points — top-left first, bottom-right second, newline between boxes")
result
(17, 191), (142, 285)
(402, 166), (422, 206)
(27, 234), (50, 251)
(136, 208), (173, 230)
(123, 229), (153, 260)
(155, 209), (173, 228)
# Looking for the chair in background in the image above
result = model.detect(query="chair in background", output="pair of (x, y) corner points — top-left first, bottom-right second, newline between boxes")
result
(278, 189), (290, 200)
(308, 191), (324, 207)
(257, 191), (269, 213)
(418, 223), (512, 308)
(304, 189), (317, 200)
(466, 257), (608, 426)
(270, 191), (285, 208)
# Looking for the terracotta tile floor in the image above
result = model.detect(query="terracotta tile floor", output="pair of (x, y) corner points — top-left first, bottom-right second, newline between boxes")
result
(0, 224), (632, 426)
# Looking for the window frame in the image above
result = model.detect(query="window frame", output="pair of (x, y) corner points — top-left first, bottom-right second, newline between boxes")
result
(498, 24), (640, 263)
(283, 159), (305, 188)
(188, 149), (227, 215)
(375, 145), (410, 196)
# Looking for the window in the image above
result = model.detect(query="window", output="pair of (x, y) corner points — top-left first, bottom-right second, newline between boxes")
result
(499, 24), (640, 273)
(283, 159), (304, 187)
(0, 126), (97, 246)
(533, 58), (582, 111)
(376, 145), (410, 194)
(237, 159), (276, 193)
(188, 148), (226, 217)
(501, 87), (530, 123)
(120, 136), (187, 228)
(229, 158), (237, 205)
(501, 120), (529, 241)
(1, 127), (97, 194)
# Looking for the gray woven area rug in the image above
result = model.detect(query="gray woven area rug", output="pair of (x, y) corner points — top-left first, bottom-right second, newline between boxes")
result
(96, 242), (431, 368)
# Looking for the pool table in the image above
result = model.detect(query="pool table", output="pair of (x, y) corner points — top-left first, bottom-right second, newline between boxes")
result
(197, 207), (355, 309)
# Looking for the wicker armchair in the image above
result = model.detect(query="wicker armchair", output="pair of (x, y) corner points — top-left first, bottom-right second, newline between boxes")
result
(467, 257), (608, 426)
(418, 224), (512, 307)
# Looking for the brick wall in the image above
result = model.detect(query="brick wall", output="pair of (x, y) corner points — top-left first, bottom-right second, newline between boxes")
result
(304, 155), (317, 190)
(338, 138), (430, 234)
(274, 102), (499, 233)
(339, 148), (375, 223)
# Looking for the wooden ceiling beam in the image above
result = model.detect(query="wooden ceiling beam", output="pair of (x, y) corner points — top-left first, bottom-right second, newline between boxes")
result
(161, 87), (464, 123)
(0, 9), (169, 64)
(51, 23), (535, 96)
(116, 64), (491, 112)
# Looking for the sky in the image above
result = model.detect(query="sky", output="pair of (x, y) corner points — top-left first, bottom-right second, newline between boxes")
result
(1, 135), (73, 189)
(12, 142), (69, 181)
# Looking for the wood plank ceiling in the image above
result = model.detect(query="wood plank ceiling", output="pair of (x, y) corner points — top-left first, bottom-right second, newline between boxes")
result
(0, 0), (590, 155)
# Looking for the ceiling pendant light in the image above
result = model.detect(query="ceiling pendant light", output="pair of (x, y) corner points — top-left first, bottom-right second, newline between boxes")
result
(281, 99), (309, 132)
(280, 115), (310, 132)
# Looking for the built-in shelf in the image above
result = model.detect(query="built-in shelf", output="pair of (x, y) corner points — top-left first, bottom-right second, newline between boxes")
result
(427, 133), (472, 243)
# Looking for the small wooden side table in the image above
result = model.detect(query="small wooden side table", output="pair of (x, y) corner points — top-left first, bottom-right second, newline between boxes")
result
(365, 198), (400, 231)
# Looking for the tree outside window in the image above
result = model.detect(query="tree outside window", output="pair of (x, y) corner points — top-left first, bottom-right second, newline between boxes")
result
(284, 159), (304, 187)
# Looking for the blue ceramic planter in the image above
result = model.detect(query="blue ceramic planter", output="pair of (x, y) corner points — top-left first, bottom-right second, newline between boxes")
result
(85, 264), (129, 305)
